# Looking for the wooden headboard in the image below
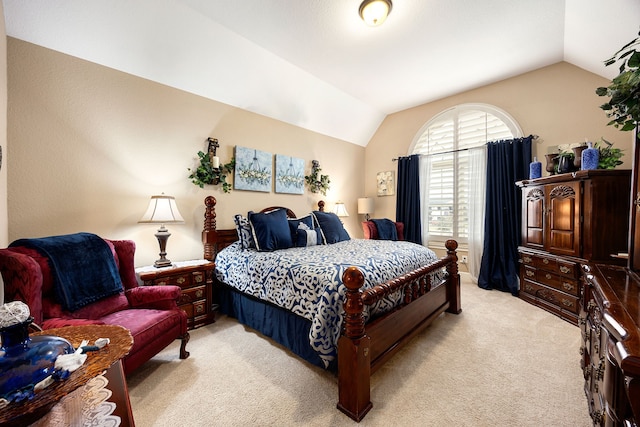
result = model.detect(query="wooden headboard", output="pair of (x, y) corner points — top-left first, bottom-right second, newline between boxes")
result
(202, 196), (325, 261)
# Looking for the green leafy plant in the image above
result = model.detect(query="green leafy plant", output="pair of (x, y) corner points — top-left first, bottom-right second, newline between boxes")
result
(596, 30), (640, 133)
(188, 152), (235, 193)
(304, 160), (330, 195)
(595, 138), (624, 169)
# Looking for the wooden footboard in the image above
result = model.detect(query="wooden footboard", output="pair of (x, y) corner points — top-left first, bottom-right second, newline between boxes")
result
(337, 240), (460, 421)
(202, 196), (461, 422)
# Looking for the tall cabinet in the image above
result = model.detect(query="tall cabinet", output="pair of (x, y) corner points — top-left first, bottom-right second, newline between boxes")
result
(516, 170), (631, 324)
(580, 131), (640, 426)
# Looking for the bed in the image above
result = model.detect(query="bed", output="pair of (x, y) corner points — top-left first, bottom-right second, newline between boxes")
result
(202, 196), (461, 421)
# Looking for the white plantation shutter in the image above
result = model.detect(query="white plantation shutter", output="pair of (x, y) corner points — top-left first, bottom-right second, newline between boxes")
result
(413, 105), (517, 243)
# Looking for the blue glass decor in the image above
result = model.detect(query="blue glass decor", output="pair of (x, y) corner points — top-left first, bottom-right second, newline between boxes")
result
(529, 157), (542, 179)
(0, 304), (74, 403)
(581, 142), (600, 170)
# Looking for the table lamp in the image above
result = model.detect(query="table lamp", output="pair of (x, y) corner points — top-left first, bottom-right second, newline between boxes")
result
(139, 194), (185, 268)
(357, 198), (374, 221)
(333, 202), (349, 217)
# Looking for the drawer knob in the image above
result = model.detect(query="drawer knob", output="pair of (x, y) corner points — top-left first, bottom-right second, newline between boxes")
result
(177, 276), (186, 285)
(196, 305), (204, 313)
(562, 299), (573, 308)
(562, 282), (574, 291)
(194, 273), (204, 283)
(559, 265), (571, 274)
(523, 256), (532, 263)
(526, 270), (535, 277)
(195, 289), (204, 298)
(542, 258), (549, 264)
(545, 273), (552, 280)
(158, 280), (167, 286)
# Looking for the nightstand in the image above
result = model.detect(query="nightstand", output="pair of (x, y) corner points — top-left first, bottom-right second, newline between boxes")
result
(136, 260), (216, 330)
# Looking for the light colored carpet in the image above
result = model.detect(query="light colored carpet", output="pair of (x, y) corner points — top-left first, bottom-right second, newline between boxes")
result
(127, 273), (591, 426)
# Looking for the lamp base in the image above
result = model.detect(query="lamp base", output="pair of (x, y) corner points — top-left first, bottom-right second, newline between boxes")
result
(153, 226), (174, 268)
(153, 258), (173, 268)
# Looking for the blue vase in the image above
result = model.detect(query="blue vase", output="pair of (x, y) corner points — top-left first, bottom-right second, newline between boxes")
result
(529, 157), (542, 179)
(581, 142), (599, 170)
(0, 317), (74, 402)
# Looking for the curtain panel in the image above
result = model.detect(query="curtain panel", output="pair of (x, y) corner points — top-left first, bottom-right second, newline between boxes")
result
(478, 136), (533, 295)
(396, 155), (422, 244)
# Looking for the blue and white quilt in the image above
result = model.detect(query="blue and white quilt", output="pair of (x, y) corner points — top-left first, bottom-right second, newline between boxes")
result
(215, 239), (443, 368)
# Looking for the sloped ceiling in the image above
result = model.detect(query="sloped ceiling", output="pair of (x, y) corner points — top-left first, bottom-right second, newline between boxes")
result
(3, 0), (640, 146)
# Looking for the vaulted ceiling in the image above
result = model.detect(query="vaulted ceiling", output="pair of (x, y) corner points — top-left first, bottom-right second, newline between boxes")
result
(4, 0), (639, 146)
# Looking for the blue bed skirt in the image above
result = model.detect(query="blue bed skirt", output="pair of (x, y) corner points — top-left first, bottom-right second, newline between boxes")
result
(217, 284), (336, 371)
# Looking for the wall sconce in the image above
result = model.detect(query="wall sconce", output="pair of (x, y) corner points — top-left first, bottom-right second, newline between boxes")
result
(138, 193), (185, 268)
(333, 202), (350, 218)
(357, 197), (375, 221)
(359, 0), (393, 27)
(207, 137), (221, 184)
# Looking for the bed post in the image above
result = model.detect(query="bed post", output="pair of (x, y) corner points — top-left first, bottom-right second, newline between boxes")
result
(318, 200), (325, 211)
(445, 239), (462, 314)
(202, 196), (217, 261)
(337, 266), (372, 421)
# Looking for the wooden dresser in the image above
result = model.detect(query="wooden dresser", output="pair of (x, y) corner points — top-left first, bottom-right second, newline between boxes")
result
(516, 170), (631, 324)
(579, 130), (640, 426)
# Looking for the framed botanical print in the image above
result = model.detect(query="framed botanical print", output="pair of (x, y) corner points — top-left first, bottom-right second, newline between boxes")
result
(275, 155), (304, 194)
(377, 171), (395, 196)
(234, 146), (272, 192)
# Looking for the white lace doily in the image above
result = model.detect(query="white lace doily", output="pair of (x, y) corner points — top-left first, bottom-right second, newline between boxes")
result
(30, 374), (121, 427)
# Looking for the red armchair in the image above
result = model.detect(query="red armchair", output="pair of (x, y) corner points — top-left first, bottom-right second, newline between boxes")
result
(0, 237), (189, 375)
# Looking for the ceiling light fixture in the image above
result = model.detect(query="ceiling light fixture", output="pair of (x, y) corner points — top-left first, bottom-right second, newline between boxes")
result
(359, 0), (393, 27)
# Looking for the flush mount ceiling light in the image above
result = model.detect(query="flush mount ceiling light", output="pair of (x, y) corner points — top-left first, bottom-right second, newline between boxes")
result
(359, 0), (393, 27)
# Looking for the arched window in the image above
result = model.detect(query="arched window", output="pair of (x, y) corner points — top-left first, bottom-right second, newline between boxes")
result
(410, 104), (522, 245)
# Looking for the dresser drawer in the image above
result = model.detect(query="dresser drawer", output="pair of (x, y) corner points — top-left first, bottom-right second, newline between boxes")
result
(522, 280), (580, 314)
(180, 285), (206, 304)
(153, 272), (192, 288)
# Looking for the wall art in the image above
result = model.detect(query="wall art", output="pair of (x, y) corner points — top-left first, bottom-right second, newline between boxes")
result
(275, 154), (304, 194)
(377, 171), (395, 196)
(234, 146), (272, 192)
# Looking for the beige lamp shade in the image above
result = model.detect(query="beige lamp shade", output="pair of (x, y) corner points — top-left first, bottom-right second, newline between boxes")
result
(139, 194), (185, 224)
(333, 202), (349, 217)
(357, 198), (374, 215)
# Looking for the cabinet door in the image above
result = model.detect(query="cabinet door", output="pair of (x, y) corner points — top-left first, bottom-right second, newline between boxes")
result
(522, 186), (545, 249)
(545, 181), (581, 257)
(631, 128), (640, 271)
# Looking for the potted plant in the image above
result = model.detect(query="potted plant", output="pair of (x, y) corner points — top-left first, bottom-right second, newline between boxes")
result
(596, 30), (640, 136)
(594, 138), (624, 169)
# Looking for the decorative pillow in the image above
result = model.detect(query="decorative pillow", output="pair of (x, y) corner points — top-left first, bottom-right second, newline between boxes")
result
(249, 208), (293, 251)
(312, 211), (350, 244)
(288, 215), (315, 242)
(234, 214), (256, 249)
(294, 223), (323, 247)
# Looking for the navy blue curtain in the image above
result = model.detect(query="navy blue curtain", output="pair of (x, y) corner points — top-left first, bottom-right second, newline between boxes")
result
(396, 154), (422, 244)
(478, 136), (533, 295)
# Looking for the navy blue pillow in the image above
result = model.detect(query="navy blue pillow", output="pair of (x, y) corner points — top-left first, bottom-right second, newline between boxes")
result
(312, 211), (350, 244)
(233, 214), (256, 249)
(249, 208), (293, 251)
(288, 215), (315, 242)
(294, 225), (323, 247)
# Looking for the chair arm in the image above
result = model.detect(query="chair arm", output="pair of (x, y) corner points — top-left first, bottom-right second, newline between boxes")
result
(0, 249), (45, 325)
(125, 286), (182, 310)
(42, 318), (106, 329)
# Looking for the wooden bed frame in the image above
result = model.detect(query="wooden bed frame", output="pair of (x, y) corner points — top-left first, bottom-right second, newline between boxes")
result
(202, 196), (461, 421)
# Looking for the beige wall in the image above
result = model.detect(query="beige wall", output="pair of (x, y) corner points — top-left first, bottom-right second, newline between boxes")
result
(7, 38), (365, 266)
(365, 62), (635, 253)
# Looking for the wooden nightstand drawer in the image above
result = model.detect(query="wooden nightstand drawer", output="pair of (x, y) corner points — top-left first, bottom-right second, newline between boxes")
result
(137, 261), (216, 330)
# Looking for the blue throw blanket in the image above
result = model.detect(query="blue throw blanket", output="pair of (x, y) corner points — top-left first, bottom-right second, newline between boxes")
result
(10, 232), (123, 312)
(371, 219), (398, 240)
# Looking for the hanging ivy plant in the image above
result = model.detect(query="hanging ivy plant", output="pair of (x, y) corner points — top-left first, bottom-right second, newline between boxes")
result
(304, 160), (330, 195)
(188, 152), (235, 193)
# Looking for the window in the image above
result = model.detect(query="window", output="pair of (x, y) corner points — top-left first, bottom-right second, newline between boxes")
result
(410, 104), (522, 244)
